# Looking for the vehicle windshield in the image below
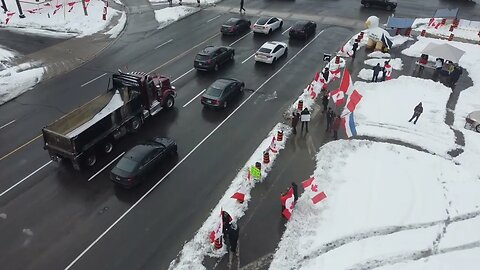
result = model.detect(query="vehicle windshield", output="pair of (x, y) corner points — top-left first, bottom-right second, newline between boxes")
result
(258, 48), (272, 54)
(256, 18), (269, 25)
(293, 23), (306, 30)
(226, 19), (238, 25)
(115, 157), (138, 173)
(196, 54), (210, 61)
(205, 85), (224, 97)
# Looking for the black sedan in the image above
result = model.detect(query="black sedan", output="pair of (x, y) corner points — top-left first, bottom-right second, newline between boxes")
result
(221, 18), (251, 35)
(361, 0), (397, 11)
(289, 20), (317, 40)
(201, 78), (244, 108)
(110, 137), (177, 188)
(194, 46), (235, 72)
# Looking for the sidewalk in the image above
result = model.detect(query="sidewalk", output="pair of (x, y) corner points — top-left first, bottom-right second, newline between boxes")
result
(11, 2), (126, 81)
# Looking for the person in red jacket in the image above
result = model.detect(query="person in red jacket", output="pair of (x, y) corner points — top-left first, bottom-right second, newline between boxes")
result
(332, 116), (341, 140)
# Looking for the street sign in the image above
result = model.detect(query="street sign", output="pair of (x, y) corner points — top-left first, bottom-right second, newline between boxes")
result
(323, 53), (331, 62)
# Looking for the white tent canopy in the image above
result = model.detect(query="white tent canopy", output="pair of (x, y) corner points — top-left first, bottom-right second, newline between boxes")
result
(422, 43), (465, 63)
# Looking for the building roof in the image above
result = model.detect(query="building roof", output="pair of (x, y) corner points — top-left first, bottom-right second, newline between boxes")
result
(386, 16), (415, 29)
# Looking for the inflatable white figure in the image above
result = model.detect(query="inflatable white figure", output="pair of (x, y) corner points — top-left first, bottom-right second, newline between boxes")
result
(365, 16), (391, 51)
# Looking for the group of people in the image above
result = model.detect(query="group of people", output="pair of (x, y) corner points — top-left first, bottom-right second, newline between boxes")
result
(371, 61), (391, 82)
(291, 107), (311, 134)
(434, 58), (463, 88)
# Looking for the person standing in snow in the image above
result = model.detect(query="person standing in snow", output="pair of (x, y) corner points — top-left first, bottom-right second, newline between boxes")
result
(332, 116), (341, 140)
(372, 63), (382, 82)
(178, 0), (182, 5)
(351, 41), (359, 59)
(239, 0), (245, 14)
(197, 0), (200, 7)
(408, 102), (423, 124)
(222, 210), (233, 238)
(291, 182), (298, 202)
(228, 222), (239, 254)
(322, 67), (330, 83)
(300, 108), (311, 133)
(291, 111), (300, 134)
(449, 65), (463, 88)
(326, 108), (334, 132)
(322, 93), (329, 113)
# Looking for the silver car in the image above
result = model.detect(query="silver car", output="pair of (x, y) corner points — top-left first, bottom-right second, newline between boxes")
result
(465, 111), (480, 133)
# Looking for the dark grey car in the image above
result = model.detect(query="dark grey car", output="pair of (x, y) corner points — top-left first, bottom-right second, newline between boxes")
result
(201, 78), (245, 108)
(110, 137), (177, 188)
(194, 46), (235, 71)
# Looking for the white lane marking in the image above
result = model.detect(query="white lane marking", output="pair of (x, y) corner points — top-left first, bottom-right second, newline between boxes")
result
(241, 53), (256, 64)
(0, 120), (16, 130)
(155, 39), (173, 49)
(81, 73), (107, 88)
(88, 152), (125, 182)
(229, 30), (252, 46)
(183, 89), (206, 108)
(171, 68), (195, 84)
(64, 29), (326, 270)
(207, 15), (221, 23)
(0, 161), (52, 198)
(282, 26), (292, 35)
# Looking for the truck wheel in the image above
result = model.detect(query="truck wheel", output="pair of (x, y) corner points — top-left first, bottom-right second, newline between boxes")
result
(165, 96), (175, 109)
(103, 141), (113, 154)
(476, 124), (480, 133)
(86, 153), (97, 167)
(130, 117), (141, 131)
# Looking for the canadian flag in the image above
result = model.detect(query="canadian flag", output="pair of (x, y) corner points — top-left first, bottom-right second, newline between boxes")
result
(346, 90), (363, 113)
(329, 89), (345, 107)
(53, 4), (63, 15)
(68, 2), (76, 12)
(231, 192), (245, 203)
(281, 187), (295, 220)
(269, 136), (278, 153)
(330, 68), (341, 82)
(209, 209), (223, 243)
(339, 68), (354, 94)
(302, 177), (327, 204)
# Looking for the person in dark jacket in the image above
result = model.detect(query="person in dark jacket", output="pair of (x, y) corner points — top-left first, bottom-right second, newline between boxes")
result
(332, 116), (341, 140)
(291, 182), (298, 202)
(222, 210), (233, 237)
(291, 111), (300, 134)
(372, 63), (382, 82)
(326, 108), (334, 131)
(408, 102), (423, 124)
(322, 67), (330, 82)
(449, 65), (463, 88)
(351, 42), (359, 59)
(322, 94), (329, 113)
(239, 0), (245, 14)
(300, 108), (311, 132)
(228, 222), (239, 254)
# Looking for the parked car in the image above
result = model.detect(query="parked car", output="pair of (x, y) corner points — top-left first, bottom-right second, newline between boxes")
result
(361, 0), (397, 11)
(465, 111), (480, 133)
(110, 137), (177, 188)
(194, 46), (235, 71)
(289, 20), (317, 40)
(252, 16), (283, 35)
(201, 78), (245, 108)
(221, 18), (251, 35)
(254, 41), (288, 64)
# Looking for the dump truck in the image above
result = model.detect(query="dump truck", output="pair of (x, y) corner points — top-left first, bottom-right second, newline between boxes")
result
(42, 71), (177, 170)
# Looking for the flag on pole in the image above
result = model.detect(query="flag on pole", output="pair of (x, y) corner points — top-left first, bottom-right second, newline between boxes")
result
(302, 177), (327, 204)
(330, 68), (341, 82)
(281, 187), (295, 219)
(339, 68), (354, 94)
(341, 113), (357, 138)
(210, 209), (223, 243)
(346, 90), (363, 113)
(329, 89), (345, 107)
(381, 34), (393, 50)
(231, 192), (245, 203)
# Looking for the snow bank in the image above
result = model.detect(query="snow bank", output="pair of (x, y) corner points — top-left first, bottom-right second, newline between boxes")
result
(454, 131), (480, 179)
(368, 51), (391, 58)
(170, 123), (291, 270)
(106, 11), (126, 38)
(150, 0), (222, 5)
(358, 68), (373, 81)
(0, 63), (44, 105)
(0, 0), (121, 37)
(364, 58), (403, 70)
(412, 18), (480, 42)
(154, 6), (199, 29)
(270, 140), (480, 269)
(354, 76), (455, 156)
(0, 46), (16, 63)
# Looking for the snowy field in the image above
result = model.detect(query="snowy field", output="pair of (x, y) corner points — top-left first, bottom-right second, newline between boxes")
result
(412, 18), (480, 42)
(353, 76), (455, 156)
(270, 140), (480, 270)
(154, 6), (199, 28)
(0, 62), (44, 105)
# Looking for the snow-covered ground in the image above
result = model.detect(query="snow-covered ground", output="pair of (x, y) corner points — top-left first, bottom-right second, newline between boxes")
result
(0, 62), (44, 105)
(150, 0), (221, 5)
(412, 18), (480, 42)
(154, 6), (199, 28)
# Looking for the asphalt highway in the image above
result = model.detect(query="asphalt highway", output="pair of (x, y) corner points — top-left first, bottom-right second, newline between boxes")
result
(0, 0), (479, 269)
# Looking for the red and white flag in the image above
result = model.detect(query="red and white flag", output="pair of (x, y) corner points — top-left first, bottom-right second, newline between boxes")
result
(68, 2), (76, 12)
(302, 177), (327, 204)
(346, 90), (363, 113)
(281, 187), (295, 220)
(231, 192), (245, 203)
(329, 89), (345, 107)
(269, 136), (278, 153)
(339, 68), (354, 94)
(209, 209), (223, 243)
(5, 12), (15, 24)
(53, 4), (63, 15)
(330, 68), (341, 82)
